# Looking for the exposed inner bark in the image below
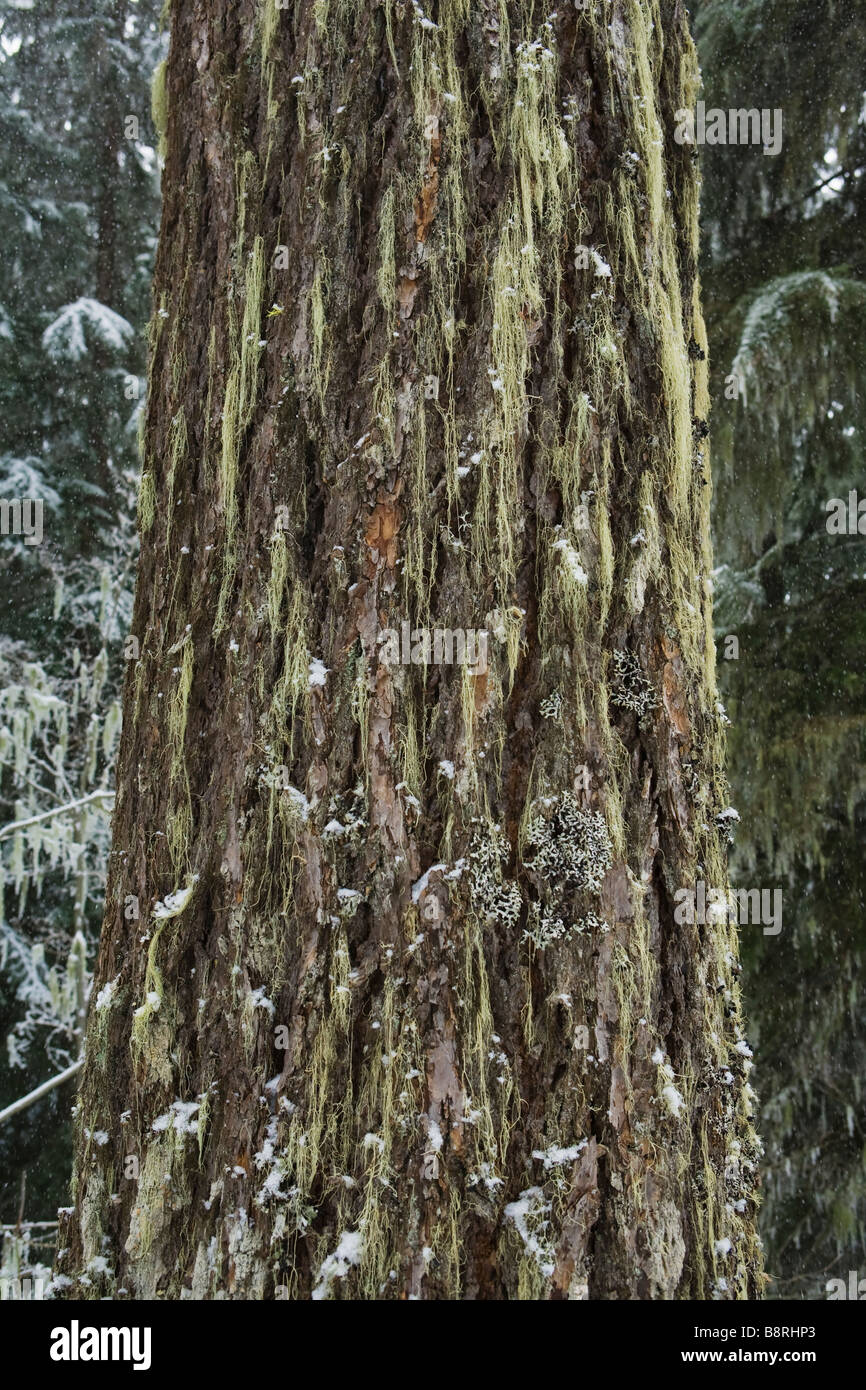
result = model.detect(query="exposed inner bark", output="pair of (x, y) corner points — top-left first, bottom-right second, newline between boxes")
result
(58, 0), (763, 1300)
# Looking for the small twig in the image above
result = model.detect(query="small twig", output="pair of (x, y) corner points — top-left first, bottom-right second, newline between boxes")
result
(0, 1221), (58, 1231)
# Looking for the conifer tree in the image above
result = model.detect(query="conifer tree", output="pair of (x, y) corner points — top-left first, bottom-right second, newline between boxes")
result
(57, 0), (763, 1299)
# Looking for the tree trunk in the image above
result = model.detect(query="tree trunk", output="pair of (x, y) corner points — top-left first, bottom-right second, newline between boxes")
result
(58, 0), (763, 1301)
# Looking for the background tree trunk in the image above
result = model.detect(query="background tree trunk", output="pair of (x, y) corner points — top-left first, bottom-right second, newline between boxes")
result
(58, 0), (763, 1300)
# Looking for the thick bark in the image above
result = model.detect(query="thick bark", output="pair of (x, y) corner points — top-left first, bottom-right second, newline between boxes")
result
(58, 0), (763, 1300)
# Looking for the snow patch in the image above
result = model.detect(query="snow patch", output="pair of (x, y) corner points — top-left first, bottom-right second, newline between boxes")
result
(504, 1187), (555, 1280)
(311, 1230), (364, 1300)
(151, 1099), (200, 1136)
(308, 658), (329, 689)
(531, 1140), (587, 1169)
(152, 877), (198, 920)
(411, 864), (447, 903)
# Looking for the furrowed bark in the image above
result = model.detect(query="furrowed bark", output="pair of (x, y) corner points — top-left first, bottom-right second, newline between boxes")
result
(58, 0), (763, 1300)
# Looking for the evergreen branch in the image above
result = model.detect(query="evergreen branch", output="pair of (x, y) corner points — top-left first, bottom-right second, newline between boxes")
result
(764, 164), (863, 222)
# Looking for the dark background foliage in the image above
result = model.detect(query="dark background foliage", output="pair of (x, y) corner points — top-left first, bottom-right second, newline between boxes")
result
(694, 0), (866, 1298)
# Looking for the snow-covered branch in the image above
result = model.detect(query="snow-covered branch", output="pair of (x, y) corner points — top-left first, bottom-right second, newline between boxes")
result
(0, 1060), (83, 1126)
(0, 789), (114, 842)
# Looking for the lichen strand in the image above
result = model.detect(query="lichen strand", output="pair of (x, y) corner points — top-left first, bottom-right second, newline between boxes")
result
(58, 0), (762, 1302)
